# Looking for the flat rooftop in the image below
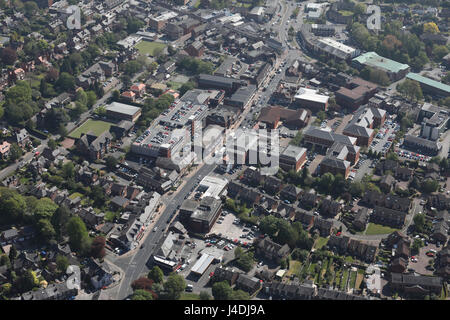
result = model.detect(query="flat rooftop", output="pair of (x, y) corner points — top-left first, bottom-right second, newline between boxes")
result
(353, 52), (410, 73)
(294, 87), (329, 104)
(318, 38), (357, 55)
(106, 102), (141, 116)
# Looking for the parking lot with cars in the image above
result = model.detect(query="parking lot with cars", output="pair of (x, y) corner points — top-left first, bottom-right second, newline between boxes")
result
(409, 243), (438, 276)
(369, 116), (399, 155)
(208, 212), (260, 247)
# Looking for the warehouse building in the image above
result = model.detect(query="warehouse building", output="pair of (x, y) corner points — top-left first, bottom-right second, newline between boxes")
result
(190, 253), (215, 276)
(106, 102), (142, 122)
(406, 73), (450, 98)
(352, 52), (410, 82)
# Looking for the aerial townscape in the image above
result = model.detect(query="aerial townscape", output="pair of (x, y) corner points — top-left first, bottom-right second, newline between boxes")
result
(0, 0), (449, 304)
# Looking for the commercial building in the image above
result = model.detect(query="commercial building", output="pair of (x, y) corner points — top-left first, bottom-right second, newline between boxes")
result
(198, 74), (244, 94)
(257, 106), (311, 129)
(293, 87), (329, 112)
(418, 103), (449, 141)
(343, 105), (386, 147)
(402, 134), (442, 156)
(304, 126), (357, 150)
(406, 72), (450, 98)
(352, 52), (410, 82)
(299, 24), (359, 61)
(149, 11), (178, 31)
(106, 102), (142, 122)
(335, 77), (378, 111)
(179, 196), (222, 234)
(196, 175), (228, 200)
(279, 145), (307, 172)
(224, 85), (257, 109)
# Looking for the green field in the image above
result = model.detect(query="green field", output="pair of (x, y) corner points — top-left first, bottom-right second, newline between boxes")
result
(365, 223), (399, 236)
(69, 119), (112, 139)
(135, 40), (167, 56)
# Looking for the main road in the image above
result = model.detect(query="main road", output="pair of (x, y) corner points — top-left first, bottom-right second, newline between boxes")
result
(108, 0), (317, 300)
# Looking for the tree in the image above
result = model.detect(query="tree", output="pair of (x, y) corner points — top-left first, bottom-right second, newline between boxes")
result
(23, 1), (38, 17)
(51, 205), (70, 239)
(90, 185), (107, 207)
(62, 161), (75, 179)
(56, 255), (69, 272)
(86, 91), (97, 108)
(148, 266), (164, 283)
(179, 81), (195, 96)
(9, 245), (17, 261)
(9, 143), (23, 161)
(199, 291), (211, 300)
(163, 273), (185, 300)
(56, 72), (76, 92)
(105, 156), (118, 171)
(91, 236), (106, 259)
(212, 281), (233, 300)
(131, 289), (154, 300)
(48, 139), (57, 150)
(413, 214), (426, 233)
(236, 252), (255, 272)
(132, 277), (154, 292)
(0, 47), (17, 65)
(423, 22), (439, 34)
(37, 218), (56, 242)
(412, 238), (424, 254)
(66, 216), (91, 255)
(34, 197), (58, 221)
(18, 269), (39, 292)
(421, 179), (439, 194)
(0, 187), (27, 224)
(397, 79), (423, 101)
(231, 289), (250, 300)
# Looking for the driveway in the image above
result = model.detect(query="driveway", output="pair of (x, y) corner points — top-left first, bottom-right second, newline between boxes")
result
(411, 243), (438, 276)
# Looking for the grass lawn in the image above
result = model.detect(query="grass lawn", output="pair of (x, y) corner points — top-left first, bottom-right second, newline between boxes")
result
(180, 293), (201, 300)
(166, 81), (184, 90)
(286, 260), (302, 277)
(340, 269), (349, 291)
(365, 223), (399, 236)
(314, 237), (329, 250)
(135, 40), (167, 56)
(335, 269), (342, 288)
(69, 119), (113, 139)
(349, 271), (357, 289)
